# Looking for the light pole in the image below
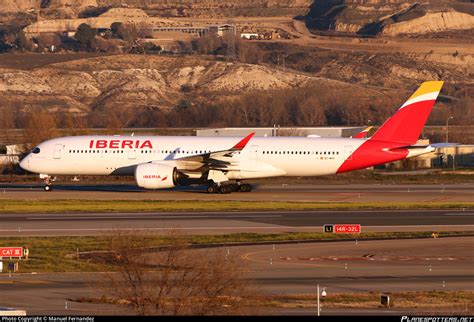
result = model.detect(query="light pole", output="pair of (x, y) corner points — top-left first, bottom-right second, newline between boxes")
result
(317, 284), (320, 316)
(446, 116), (453, 143)
(317, 285), (327, 316)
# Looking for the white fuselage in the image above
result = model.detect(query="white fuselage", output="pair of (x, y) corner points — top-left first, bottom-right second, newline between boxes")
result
(20, 135), (366, 178)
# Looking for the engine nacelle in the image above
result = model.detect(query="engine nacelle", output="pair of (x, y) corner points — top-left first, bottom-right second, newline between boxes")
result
(135, 163), (178, 189)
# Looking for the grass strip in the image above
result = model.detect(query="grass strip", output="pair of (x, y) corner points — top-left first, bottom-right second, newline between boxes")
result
(1, 200), (473, 213)
(0, 231), (470, 273)
(76, 290), (473, 311)
(261, 291), (474, 310)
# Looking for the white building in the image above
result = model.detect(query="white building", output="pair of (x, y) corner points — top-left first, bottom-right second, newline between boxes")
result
(240, 33), (259, 39)
(196, 127), (364, 138)
(0, 144), (22, 166)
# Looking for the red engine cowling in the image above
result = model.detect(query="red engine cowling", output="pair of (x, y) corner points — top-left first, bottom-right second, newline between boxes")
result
(135, 163), (177, 189)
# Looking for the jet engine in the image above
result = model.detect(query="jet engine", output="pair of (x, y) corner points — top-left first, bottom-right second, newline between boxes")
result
(135, 162), (179, 189)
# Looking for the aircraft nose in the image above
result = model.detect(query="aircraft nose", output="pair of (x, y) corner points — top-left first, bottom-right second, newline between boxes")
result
(19, 156), (30, 171)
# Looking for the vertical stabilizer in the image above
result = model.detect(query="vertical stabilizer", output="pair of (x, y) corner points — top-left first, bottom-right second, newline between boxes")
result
(370, 81), (444, 145)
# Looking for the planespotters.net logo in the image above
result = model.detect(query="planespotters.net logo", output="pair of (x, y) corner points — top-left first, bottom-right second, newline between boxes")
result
(401, 317), (473, 322)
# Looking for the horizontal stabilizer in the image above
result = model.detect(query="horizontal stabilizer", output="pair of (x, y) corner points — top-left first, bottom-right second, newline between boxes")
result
(429, 142), (459, 148)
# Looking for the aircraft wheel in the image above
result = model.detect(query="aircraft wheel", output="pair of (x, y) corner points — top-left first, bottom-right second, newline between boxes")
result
(239, 184), (252, 192)
(207, 185), (218, 194)
(44, 185), (52, 192)
(219, 185), (232, 194)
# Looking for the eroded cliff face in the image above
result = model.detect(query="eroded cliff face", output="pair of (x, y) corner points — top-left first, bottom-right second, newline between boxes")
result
(306, 1), (474, 36)
(383, 11), (474, 36)
(0, 55), (317, 114)
(2, 0), (38, 13)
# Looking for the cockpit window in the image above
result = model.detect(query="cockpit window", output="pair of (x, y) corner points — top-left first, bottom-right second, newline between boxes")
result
(32, 147), (40, 154)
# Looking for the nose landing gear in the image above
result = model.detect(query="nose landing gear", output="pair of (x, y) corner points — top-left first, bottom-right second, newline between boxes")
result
(40, 174), (53, 192)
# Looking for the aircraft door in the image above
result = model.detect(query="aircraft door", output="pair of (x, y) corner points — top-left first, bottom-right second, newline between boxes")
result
(250, 145), (258, 160)
(344, 145), (353, 160)
(128, 148), (136, 160)
(53, 144), (62, 159)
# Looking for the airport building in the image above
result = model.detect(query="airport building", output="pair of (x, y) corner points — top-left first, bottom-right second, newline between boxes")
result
(384, 144), (474, 170)
(0, 145), (21, 166)
(196, 127), (365, 138)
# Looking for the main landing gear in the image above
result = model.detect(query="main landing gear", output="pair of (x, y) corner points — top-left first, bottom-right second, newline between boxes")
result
(206, 183), (252, 194)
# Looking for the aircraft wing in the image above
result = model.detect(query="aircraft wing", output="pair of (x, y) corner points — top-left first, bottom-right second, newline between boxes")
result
(171, 133), (256, 171)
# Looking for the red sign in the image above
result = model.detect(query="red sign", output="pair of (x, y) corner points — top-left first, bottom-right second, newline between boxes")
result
(0, 247), (23, 258)
(334, 224), (361, 234)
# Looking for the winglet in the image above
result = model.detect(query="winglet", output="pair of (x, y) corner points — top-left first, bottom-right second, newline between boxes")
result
(232, 132), (255, 150)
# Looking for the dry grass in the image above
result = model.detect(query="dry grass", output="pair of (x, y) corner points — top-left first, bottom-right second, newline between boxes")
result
(261, 291), (474, 310)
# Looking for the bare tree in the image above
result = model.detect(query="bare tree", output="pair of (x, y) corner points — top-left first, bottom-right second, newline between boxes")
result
(297, 96), (326, 126)
(0, 106), (16, 145)
(36, 33), (62, 50)
(237, 40), (264, 64)
(136, 22), (153, 39)
(192, 34), (222, 55)
(122, 23), (140, 45)
(99, 230), (256, 315)
(22, 108), (59, 148)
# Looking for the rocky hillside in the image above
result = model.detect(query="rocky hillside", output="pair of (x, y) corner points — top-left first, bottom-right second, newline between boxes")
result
(3, 0), (473, 37)
(305, 1), (474, 37)
(0, 54), (316, 114)
(2, 0), (311, 17)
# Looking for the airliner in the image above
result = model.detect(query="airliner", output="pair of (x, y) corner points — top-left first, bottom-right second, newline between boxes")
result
(20, 81), (444, 193)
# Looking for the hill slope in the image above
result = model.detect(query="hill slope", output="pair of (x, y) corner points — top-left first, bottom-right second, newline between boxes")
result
(305, 1), (474, 37)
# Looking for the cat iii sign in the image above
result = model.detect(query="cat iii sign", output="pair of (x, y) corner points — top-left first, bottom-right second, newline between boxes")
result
(0, 247), (23, 258)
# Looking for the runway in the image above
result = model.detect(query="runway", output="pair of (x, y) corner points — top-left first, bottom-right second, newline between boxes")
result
(1, 209), (473, 236)
(1, 183), (473, 202)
